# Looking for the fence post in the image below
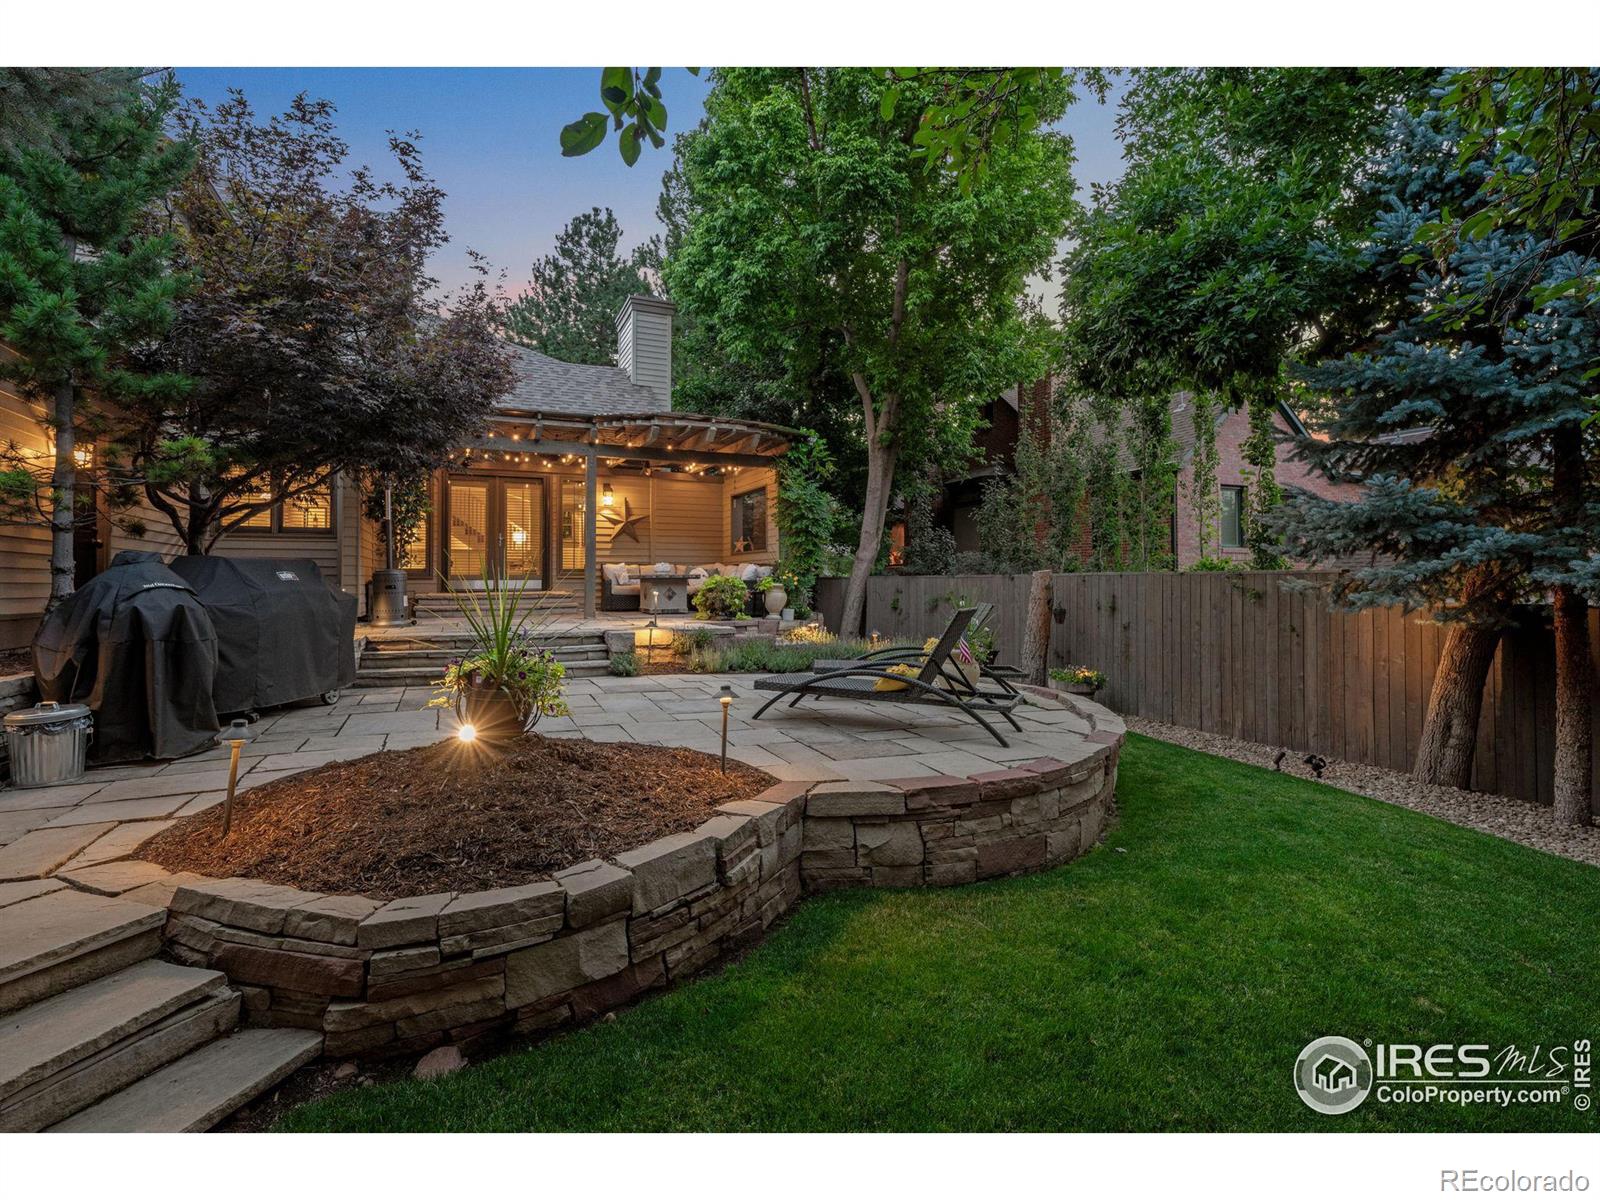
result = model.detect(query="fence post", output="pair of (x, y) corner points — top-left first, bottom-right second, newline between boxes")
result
(1021, 569), (1052, 686)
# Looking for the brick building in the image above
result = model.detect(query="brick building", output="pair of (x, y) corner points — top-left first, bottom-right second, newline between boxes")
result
(936, 378), (1363, 569)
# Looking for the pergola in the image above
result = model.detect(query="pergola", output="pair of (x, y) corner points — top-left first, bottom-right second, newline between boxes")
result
(455, 409), (794, 618)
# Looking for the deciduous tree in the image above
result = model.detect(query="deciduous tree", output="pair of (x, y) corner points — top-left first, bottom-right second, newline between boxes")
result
(665, 69), (1079, 633)
(120, 92), (513, 552)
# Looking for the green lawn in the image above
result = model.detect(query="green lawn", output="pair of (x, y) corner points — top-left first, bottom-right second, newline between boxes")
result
(279, 734), (1599, 1132)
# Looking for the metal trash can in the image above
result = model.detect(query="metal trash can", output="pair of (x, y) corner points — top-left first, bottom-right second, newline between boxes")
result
(4, 700), (94, 788)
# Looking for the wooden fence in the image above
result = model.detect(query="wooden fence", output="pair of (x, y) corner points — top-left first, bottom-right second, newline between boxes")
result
(814, 571), (1600, 810)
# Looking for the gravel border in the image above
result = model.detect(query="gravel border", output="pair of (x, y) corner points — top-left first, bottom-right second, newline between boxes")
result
(1124, 715), (1600, 870)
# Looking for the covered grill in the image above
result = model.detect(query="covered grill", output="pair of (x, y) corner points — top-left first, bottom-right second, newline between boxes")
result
(166, 556), (357, 715)
(31, 551), (221, 763)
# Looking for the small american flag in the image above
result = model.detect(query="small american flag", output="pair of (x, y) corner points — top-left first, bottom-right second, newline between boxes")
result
(953, 637), (976, 666)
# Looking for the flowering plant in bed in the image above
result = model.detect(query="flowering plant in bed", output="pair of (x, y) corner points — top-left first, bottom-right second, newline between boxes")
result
(1050, 664), (1106, 696)
(428, 569), (570, 740)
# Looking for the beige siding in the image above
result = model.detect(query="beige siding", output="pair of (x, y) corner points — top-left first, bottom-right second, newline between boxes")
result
(721, 465), (780, 566)
(0, 374), (51, 648)
(106, 492), (186, 560)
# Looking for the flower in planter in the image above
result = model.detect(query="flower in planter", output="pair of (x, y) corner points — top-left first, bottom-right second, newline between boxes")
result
(1050, 665), (1107, 691)
(426, 570), (571, 732)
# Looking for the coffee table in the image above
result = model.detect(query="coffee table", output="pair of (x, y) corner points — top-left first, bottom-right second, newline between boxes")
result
(639, 574), (691, 614)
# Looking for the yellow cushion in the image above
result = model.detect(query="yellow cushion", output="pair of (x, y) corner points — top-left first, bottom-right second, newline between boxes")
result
(874, 662), (920, 692)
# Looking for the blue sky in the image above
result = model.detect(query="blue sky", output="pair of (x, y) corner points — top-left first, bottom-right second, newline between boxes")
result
(175, 68), (1128, 302)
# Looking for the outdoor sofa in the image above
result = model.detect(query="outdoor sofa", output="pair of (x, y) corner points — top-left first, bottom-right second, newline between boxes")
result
(602, 561), (774, 612)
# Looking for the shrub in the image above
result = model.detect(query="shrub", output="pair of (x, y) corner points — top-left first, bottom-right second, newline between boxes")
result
(689, 636), (890, 674)
(609, 651), (638, 677)
(693, 573), (749, 619)
(1187, 555), (1242, 573)
(775, 433), (841, 602)
(671, 628), (716, 656)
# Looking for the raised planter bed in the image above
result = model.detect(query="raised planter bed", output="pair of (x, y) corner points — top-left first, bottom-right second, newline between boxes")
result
(141, 691), (1123, 1061)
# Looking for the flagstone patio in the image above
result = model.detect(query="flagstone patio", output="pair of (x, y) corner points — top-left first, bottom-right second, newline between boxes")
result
(0, 674), (1110, 889)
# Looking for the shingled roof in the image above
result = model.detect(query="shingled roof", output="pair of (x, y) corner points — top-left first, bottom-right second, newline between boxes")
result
(493, 341), (668, 417)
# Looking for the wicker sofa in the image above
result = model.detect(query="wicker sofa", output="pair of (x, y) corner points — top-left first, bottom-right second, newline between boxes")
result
(601, 561), (773, 612)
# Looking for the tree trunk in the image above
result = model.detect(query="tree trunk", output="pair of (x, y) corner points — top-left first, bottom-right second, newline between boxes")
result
(45, 376), (77, 611)
(1020, 569), (1052, 686)
(839, 439), (896, 637)
(1413, 620), (1500, 789)
(1551, 585), (1594, 826)
(1549, 419), (1593, 825)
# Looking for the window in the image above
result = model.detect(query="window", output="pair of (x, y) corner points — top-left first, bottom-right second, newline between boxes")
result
(236, 480), (334, 534)
(730, 486), (768, 554)
(1219, 485), (1245, 549)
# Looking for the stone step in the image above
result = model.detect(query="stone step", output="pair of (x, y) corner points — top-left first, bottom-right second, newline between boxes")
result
(0, 961), (238, 1132)
(50, 1027), (322, 1132)
(363, 632), (607, 650)
(352, 660), (612, 688)
(0, 890), (166, 1015)
(361, 646), (608, 669)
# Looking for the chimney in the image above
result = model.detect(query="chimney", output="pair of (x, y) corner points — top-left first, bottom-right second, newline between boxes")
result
(615, 294), (675, 409)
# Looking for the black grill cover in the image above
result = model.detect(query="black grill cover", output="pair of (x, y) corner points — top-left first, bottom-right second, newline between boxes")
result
(166, 556), (357, 714)
(32, 551), (221, 763)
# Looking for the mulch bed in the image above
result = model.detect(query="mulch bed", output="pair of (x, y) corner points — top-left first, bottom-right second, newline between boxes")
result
(0, 648), (32, 677)
(139, 735), (774, 899)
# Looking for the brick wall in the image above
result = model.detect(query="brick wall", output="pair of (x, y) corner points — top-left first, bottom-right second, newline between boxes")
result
(1173, 404), (1362, 568)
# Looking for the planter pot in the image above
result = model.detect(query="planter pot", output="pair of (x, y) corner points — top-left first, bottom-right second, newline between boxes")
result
(764, 586), (787, 616)
(1063, 683), (1100, 698)
(454, 685), (537, 743)
(780, 607), (795, 622)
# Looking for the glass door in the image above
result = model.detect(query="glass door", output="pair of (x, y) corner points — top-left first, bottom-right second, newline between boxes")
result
(446, 480), (490, 585)
(502, 480), (544, 587)
(559, 478), (587, 578)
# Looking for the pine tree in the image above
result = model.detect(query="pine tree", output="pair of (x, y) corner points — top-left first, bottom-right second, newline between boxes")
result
(503, 207), (648, 365)
(1279, 102), (1599, 819)
(0, 73), (193, 606)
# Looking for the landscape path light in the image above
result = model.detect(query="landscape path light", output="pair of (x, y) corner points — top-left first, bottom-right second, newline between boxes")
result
(216, 717), (256, 840)
(718, 683), (735, 773)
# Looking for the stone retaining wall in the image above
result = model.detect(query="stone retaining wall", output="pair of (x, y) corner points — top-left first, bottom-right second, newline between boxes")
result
(159, 696), (1122, 1060)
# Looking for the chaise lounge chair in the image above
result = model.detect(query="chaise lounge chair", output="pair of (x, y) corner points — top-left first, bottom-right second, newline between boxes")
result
(750, 607), (1024, 746)
(806, 602), (1026, 702)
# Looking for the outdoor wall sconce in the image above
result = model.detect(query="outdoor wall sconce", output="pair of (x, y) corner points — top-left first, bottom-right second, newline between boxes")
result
(718, 683), (734, 774)
(602, 482), (614, 507)
(216, 717), (256, 840)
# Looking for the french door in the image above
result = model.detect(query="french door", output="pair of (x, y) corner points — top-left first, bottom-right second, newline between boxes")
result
(444, 475), (546, 588)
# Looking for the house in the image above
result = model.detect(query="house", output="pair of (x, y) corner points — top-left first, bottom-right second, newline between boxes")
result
(0, 295), (792, 649)
(935, 377), (1361, 569)
(1312, 1055), (1357, 1093)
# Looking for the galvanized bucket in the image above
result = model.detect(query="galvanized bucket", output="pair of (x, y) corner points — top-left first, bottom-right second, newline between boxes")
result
(3, 700), (93, 788)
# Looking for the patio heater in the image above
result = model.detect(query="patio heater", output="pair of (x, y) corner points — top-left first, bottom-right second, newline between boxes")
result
(369, 482), (410, 626)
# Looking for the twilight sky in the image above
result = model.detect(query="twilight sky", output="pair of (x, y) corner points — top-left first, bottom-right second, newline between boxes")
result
(174, 67), (1129, 306)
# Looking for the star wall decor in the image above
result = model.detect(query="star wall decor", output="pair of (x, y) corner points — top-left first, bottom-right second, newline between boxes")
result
(601, 496), (651, 544)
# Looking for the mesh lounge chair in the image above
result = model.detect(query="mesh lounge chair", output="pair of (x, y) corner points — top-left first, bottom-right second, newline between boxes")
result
(751, 607), (1023, 746)
(807, 602), (1026, 703)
